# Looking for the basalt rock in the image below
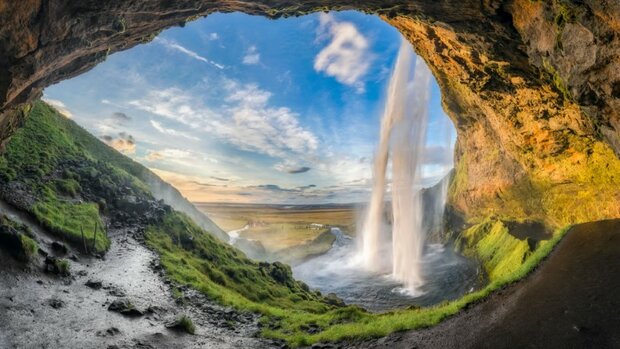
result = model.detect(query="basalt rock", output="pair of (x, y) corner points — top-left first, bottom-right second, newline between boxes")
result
(0, 1), (618, 225)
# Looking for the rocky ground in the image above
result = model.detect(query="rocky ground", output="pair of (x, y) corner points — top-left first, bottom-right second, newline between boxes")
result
(0, 201), (280, 349)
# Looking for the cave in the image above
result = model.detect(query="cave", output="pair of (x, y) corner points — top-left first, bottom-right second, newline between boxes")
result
(0, 1), (619, 348)
(1, 1), (619, 226)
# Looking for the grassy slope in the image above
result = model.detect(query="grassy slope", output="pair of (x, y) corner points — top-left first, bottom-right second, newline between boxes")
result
(0, 101), (574, 346)
(0, 102), (112, 252)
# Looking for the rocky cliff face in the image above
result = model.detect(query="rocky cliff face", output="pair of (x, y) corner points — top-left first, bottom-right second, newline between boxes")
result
(0, 0), (618, 226)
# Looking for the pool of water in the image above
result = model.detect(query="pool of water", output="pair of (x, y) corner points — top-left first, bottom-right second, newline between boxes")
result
(292, 228), (481, 312)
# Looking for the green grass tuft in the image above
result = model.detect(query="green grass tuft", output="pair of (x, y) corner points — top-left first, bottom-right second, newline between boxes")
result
(176, 315), (196, 335)
(19, 234), (38, 261)
(55, 259), (70, 276)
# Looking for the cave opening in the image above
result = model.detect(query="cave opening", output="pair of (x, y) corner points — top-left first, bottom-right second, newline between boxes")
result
(39, 11), (479, 311)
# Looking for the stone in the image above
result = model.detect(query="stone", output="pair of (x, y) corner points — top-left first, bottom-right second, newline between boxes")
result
(108, 299), (144, 317)
(85, 279), (103, 290)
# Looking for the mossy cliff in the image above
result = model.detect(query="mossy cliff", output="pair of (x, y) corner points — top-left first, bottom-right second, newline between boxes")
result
(0, 0), (618, 226)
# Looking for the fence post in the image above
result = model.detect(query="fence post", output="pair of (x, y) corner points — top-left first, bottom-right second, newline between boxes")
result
(92, 222), (98, 253)
(80, 225), (88, 254)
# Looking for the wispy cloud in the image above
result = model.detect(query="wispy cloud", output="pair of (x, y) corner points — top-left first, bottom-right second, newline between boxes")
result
(42, 97), (73, 118)
(129, 81), (318, 160)
(155, 38), (224, 69)
(146, 148), (191, 161)
(242, 45), (260, 65)
(314, 14), (372, 93)
(150, 120), (200, 141)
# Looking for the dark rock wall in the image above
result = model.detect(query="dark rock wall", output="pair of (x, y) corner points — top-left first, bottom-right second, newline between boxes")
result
(0, 0), (618, 225)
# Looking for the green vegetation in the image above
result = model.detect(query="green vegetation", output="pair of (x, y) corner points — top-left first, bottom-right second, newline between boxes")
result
(19, 234), (38, 261)
(0, 214), (38, 262)
(55, 258), (70, 276)
(175, 315), (196, 335)
(34, 198), (108, 253)
(0, 101), (578, 346)
(148, 206), (571, 346)
(0, 101), (158, 253)
(459, 220), (531, 282)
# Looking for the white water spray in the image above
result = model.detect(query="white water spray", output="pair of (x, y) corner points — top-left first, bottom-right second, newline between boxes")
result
(359, 40), (433, 291)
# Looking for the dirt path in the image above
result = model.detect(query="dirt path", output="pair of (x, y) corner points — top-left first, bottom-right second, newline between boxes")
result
(0, 203), (278, 349)
(341, 219), (620, 348)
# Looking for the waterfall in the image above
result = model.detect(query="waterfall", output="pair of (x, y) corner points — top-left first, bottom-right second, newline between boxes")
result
(359, 40), (434, 292)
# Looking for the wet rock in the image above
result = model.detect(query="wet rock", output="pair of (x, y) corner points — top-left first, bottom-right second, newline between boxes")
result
(165, 314), (196, 335)
(48, 298), (64, 309)
(106, 287), (126, 297)
(301, 323), (322, 334)
(108, 298), (144, 317)
(96, 327), (120, 337)
(325, 293), (345, 307)
(37, 248), (48, 257)
(44, 256), (70, 276)
(85, 279), (103, 290)
(51, 241), (68, 255)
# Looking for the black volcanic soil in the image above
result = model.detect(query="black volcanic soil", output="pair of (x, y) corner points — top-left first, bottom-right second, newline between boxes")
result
(341, 219), (620, 349)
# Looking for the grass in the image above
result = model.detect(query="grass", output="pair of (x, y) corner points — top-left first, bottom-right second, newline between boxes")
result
(175, 315), (196, 335)
(459, 220), (531, 281)
(19, 234), (38, 261)
(33, 195), (109, 253)
(0, 101), (158, 254)
(148, 208), (572, 346)
(0, 100), (582, 345)
(197, 203), (356, 251)
(55, 258), (71, 276)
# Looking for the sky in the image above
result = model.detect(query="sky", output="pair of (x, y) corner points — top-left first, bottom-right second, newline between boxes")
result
(43, 11), (455, 204)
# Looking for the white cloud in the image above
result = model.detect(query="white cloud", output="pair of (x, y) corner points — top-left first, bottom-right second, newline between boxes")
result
(150, 120), (200, 141)
(156, 38), (224, 69)
(208, 32), (219, 41)
(42, 97), (73, 118)
(314, 14), (372, 92)
(129, 81), (318, 160)
(242, 45), (260, 65)
(146, 148), (191, 161)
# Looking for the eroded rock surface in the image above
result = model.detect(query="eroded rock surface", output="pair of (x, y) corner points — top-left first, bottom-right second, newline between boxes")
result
(0, 0), (618, 224)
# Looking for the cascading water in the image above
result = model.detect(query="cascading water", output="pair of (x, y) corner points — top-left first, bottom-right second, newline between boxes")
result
(294, 40), (479, 311)
(359, 40), (433, 292)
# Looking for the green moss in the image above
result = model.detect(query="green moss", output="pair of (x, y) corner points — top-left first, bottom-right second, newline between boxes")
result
(33, 196), (109, 253)
(148, 208), (571, 347)
(55, 258), (70, 276)
(19, 234), (38, 261)
(460, 220), (531, 281)
(176, 315), (196, 335)
(542, 59), (571, 101)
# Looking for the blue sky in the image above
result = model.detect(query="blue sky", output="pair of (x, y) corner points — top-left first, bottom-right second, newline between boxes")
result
(44, 11), (454, 204)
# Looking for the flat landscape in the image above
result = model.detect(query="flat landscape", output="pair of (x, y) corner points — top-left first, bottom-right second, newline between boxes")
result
(195, 203), (357, 253)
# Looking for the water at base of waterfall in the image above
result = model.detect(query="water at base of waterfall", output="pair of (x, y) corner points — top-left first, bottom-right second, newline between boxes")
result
(294, 228), (480, 313)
